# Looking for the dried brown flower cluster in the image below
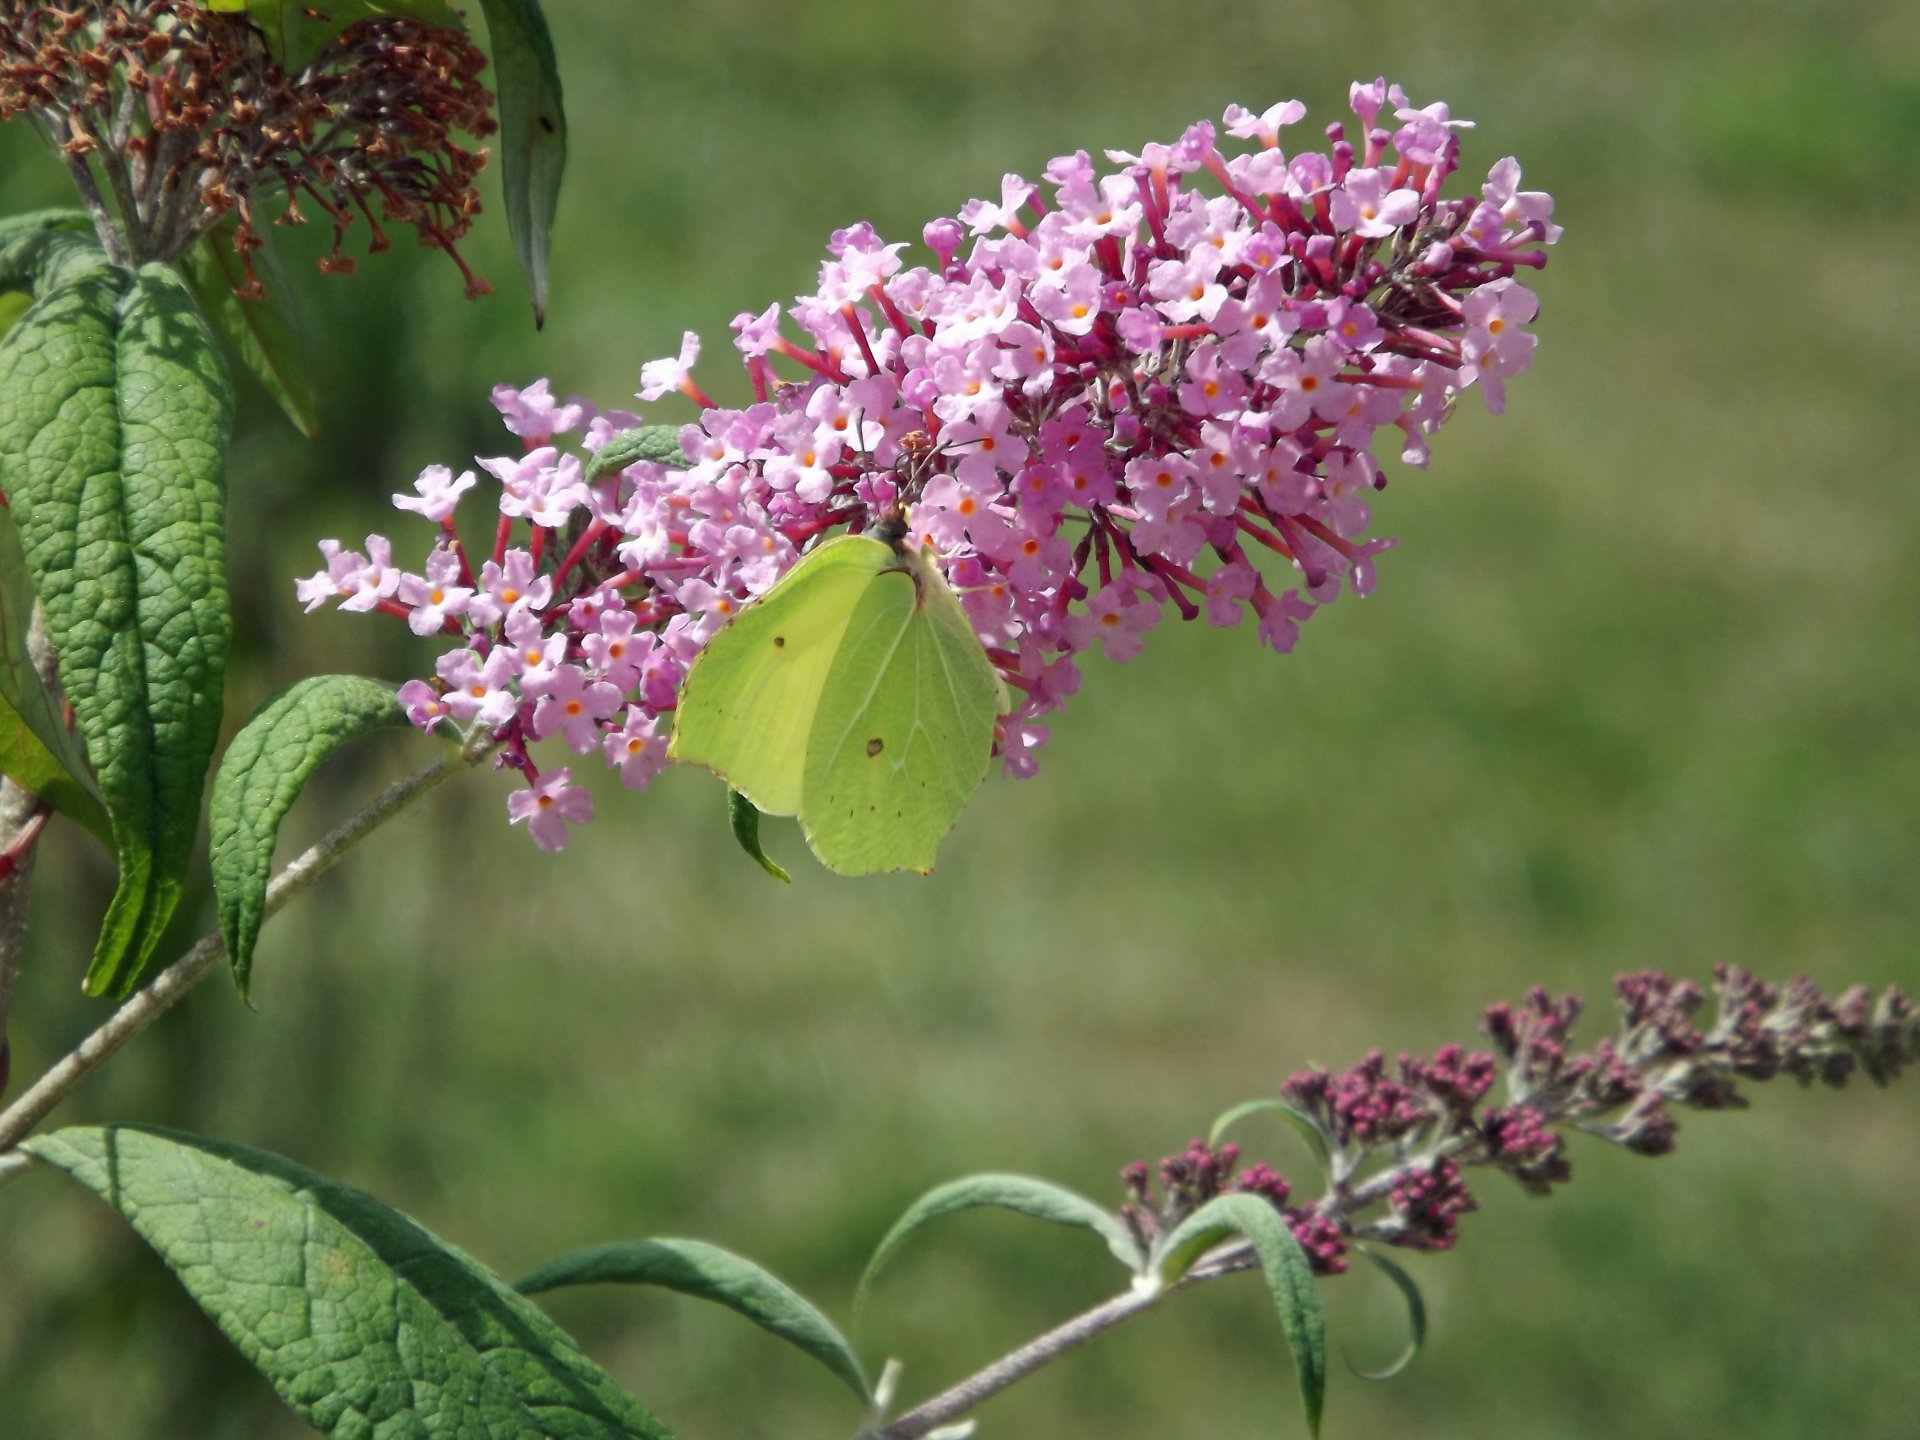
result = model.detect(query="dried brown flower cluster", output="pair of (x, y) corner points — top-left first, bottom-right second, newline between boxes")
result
(0, 1), (497, 295)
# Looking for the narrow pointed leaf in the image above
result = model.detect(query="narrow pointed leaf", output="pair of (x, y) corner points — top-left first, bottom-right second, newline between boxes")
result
(1155, 1193), (1327, 1436)
(1208, 1098), (1333, 1174)
(179, 220), (318, 439)
(0, 503), (109, 845)
(0, 261), (233, 998)
(584, 425), (691, 483)
(477, 0), (566, 325)
(519, 1238), (869, 1405)
(209, 675), (407, 998)
(1345, 1245), (1426, 1381)
(726, 789), (791, 883)
(207, 0), (465, 70)
(859, 1173), (1145, 1316)
(26, 1125), (674, 1438)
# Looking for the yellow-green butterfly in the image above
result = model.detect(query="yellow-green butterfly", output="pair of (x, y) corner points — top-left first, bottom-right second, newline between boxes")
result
(668, 517), (1005, 875)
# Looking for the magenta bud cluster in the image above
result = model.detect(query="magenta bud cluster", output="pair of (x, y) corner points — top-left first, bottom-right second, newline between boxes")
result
(297, 80), (1558, 847)
(1121, 968), (1916, 1272)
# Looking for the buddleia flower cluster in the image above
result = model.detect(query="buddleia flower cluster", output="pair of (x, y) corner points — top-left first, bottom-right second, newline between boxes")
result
(0, 1), (495, 290)
(298, 80), (1559, 849)
(1120, 967), (1918, 1276)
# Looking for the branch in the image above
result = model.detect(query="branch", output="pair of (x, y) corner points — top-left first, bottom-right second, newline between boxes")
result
(0, 604), (64, 1099)
(871, 1284), (1164, 1440)
(57, 145), (128, 266)
(0, 741), (483, 1167)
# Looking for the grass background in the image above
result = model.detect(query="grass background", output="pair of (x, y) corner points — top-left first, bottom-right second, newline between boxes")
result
(4, 1), (1919, 1436)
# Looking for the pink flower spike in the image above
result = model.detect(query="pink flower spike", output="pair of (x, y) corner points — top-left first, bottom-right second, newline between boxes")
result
(507, 768), (593, 851)
(307, 81), (1557, 809)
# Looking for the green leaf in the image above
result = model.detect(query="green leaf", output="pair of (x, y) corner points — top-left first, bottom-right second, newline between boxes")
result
(583, 425), (691, 483)
(1154, 1194), (1327, 1436)
(209, 676), (407, 998)
(0, 210), (92, 285)
(727, 788), (791, 883)
(207, 0), (466, 70)
(178, 220), (319, 439)
(25, 1125), (674, 1439)
(1208, 1098), (1333, 1175)
(477, 0), (566, 325)
(519, 1237), (869, 1406)
(858, 1173), (1145, 1316)
(1345, 1245), (1426, 1381)
(0, 262), (233, 999)
(0, 292), (29, 345)
(0, 501), (110, 846)
(0, 214), (101, 297)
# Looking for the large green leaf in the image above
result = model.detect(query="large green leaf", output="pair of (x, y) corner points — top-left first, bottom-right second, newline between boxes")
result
(477, 0), (566, 325)
(0, 262), (233, 998)
(520, 1237), (869, 1405)
(0, 210), (92, 282)
(178, 219), (319, 439)
(205, 0), (465, 70)
(1155, 1194), (1327, 1437)
(0, 292), (29, 345)
(0, 213), (98, 299)
(0, 501), (110, 846)
(859, 1173), (1146, 1317)
(209, 675), (407, 998)
(25, 1126), (675, 1439)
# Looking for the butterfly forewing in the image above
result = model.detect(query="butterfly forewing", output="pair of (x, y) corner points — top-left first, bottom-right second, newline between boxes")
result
(669, 536), (889, 816)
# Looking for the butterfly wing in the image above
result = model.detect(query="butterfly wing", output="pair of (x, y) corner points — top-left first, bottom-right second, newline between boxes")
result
(669, 535), (889, 816)
(801, 546), (1002, 875)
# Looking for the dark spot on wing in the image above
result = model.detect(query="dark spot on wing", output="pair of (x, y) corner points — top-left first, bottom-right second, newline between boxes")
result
(773, 635), (786, 647)
(866, 737), (885, 757)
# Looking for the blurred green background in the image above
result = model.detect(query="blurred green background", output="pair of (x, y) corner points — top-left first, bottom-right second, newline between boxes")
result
(4, 1), (1919, 1436)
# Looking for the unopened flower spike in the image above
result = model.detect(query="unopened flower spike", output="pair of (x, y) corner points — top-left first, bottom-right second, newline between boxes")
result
(1124, 967), (1917, 1277)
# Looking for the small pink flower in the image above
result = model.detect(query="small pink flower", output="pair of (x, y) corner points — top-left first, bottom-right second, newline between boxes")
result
(507, 768), (593, 851)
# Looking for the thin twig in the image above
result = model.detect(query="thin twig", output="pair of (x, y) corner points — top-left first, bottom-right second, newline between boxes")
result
(0, 743), (480, 1169)
(56, 143), (128, 265)
(92, 144), (148, 261)
(0, 605), (65, 1102)
(872, 1284), (1164, 1440)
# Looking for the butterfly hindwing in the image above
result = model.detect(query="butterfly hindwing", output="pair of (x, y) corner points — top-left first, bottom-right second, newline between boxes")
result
(803, 547), (1001, 875)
